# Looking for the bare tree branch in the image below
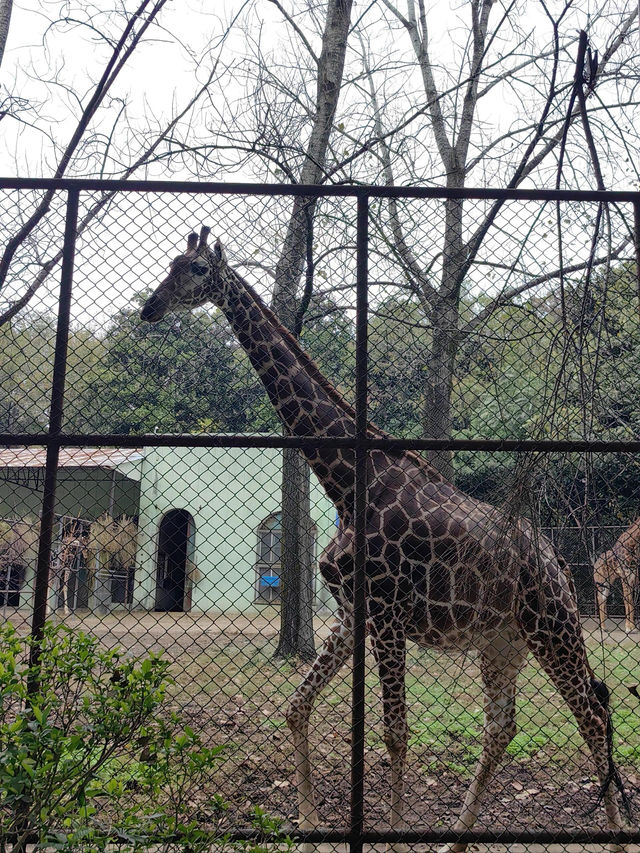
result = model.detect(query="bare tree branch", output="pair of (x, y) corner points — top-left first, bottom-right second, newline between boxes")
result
(0, 0), (168, 311)
(0, 28), (223, 326)
(461, 235), (634, 339)
(266, 0), (318, 64)
(358, 30), (437, 307)
(380, 0), (453, 166)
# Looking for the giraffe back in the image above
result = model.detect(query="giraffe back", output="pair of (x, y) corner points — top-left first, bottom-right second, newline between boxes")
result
(318, 451), (576, 651)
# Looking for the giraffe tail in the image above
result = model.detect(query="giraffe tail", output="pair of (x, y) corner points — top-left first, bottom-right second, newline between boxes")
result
(587, 677), (632, 820)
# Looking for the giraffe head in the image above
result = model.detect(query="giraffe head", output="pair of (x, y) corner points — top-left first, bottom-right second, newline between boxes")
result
(140, 226), (227, 322)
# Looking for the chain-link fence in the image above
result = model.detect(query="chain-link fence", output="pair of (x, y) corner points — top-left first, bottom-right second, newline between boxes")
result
(1, 178), (640, 850)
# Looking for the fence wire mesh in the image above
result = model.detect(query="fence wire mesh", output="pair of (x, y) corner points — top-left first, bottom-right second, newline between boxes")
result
(1, 179), (640, 851)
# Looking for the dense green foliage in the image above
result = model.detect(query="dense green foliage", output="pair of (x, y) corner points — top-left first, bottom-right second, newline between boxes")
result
(0, 622), (290, 853)
(78, 302), (255, 436)
(451, 265), (640, 518)
(1, 265), (639, 517)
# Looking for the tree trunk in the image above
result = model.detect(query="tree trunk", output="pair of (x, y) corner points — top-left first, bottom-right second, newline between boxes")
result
(271, 0), (353, 661)
(0, 0), (13, 69)
(273, 448), (317, 661)
(424, 306), (458, 482)
(424, 193), (465, 481)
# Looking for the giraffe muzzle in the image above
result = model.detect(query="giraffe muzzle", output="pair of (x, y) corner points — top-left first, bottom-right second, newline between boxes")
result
(140, 291), (169, 322)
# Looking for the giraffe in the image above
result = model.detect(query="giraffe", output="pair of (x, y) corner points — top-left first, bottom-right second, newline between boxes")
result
(594, 517), (640, 633)
(52, 524), (87, 616)
(140, 227), (628, 852)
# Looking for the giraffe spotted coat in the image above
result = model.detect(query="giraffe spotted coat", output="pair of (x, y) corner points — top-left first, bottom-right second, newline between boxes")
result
(140, 227), (628, 853)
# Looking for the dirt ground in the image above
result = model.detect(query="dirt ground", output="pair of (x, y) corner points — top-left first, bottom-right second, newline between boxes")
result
(4, 608), (640, 851)
(3, 605), (305, 657)
(5, 606), (635, 657)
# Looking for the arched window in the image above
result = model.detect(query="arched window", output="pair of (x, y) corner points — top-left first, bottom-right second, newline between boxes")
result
(254, 512), (318, 604)
(255, 512), (282, 603)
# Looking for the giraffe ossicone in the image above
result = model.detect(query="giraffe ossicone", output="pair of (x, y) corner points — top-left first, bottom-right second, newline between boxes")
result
(140, 226), (629, 853)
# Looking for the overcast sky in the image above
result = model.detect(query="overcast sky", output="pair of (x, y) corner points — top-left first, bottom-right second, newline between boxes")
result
(0, 0), (638, 328)
(0, 0), (299, 179)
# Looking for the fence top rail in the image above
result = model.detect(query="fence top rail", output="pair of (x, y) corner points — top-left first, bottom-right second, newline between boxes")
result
(1, 176), (640, 203)
(2, 433), (640, 453)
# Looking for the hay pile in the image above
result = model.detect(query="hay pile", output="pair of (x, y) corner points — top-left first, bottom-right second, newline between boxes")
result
(87, 515), (137, 569)
(0, 518), (39, 566)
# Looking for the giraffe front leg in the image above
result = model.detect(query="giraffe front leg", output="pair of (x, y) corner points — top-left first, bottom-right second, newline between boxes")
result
(439, 631), (527, 853)
(285, 611), (354, 850)
(372, 621), (408, 853)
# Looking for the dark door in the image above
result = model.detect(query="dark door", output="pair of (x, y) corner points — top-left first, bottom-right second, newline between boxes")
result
(154, 509), (193, 612)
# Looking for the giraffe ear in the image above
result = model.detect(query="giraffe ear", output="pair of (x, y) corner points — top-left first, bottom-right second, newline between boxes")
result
(197, 226), (210, 250)
(214, 238), (227, 263)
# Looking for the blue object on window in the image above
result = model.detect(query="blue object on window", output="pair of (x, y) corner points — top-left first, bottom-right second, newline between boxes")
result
(261, 574), (280, 587)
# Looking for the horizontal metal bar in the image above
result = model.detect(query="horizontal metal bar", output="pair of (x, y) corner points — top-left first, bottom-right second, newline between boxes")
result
(8, 828), (640, 846)
(2, 432), (640, 453)
(366, 437), (640, 452)
(212, 828), (640, 844)
(1, 176), (640, 203)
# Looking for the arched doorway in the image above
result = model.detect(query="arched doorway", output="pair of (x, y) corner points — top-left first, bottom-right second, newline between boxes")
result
(154, 509), (195, 612)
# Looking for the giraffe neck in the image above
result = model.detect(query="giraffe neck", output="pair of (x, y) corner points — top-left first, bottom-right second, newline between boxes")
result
(216, 267), (362, 513)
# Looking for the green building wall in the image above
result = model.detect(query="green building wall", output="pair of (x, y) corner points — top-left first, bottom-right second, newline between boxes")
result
(134, 446), (337, 613)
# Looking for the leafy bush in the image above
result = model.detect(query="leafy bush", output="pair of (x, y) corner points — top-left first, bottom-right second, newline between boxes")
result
(0, 622), (288, 853)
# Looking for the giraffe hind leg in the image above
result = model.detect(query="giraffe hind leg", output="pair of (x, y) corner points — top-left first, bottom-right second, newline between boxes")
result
(589, 677), (632, 822)
(370, 617), (408, 853)
(438, 630), (528, 853)
(524, 613), (627, 852)
(621, 576), (636, 633)
(597, 580), (611, 630)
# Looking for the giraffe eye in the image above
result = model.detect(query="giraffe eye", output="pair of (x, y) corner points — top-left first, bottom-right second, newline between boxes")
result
(191, 262), (208, 277)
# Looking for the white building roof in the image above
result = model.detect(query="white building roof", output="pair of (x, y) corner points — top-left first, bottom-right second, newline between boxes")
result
(0, 448), (145, 469)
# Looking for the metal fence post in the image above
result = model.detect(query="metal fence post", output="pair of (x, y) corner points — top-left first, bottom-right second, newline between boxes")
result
(350, 192), (369, 853)
(29, 188), (79, 662)
(634, 200), (640, 315)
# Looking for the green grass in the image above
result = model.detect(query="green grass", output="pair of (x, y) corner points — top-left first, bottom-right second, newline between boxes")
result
(167, 629), (640, 778)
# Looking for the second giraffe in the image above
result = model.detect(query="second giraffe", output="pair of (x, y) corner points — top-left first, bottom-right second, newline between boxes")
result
(594, 516), (640, 633)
